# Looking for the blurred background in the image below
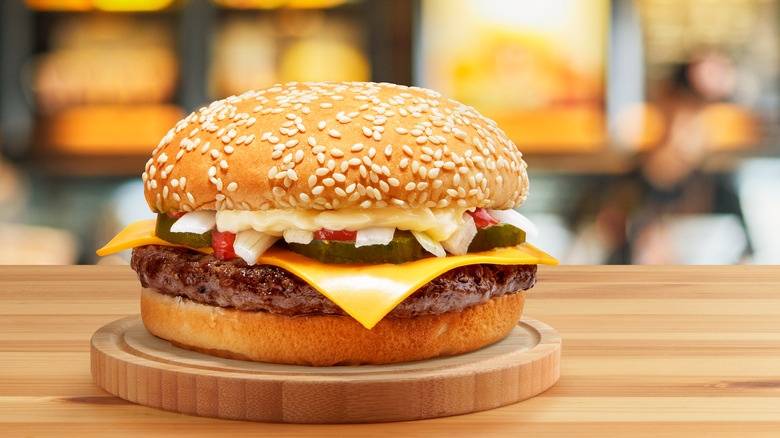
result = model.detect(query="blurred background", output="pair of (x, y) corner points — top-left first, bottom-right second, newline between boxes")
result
(0, 0), (777, 265)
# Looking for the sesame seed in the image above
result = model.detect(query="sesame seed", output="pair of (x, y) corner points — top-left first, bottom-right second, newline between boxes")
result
(287, 169), (298, 181)
(402, 145), (414, 156)
(362, 126), (372, 137)
(368, 147), (376, 158)
(286, 139), (299, 147)
(220, 160), (228, 169)
(268, 166), (278, 179)
(315, 167), (330, 176)
(268, 136), (279, 144)
(379, 181), (390, 192)
(320, 102), (333, 108)
(399, 158), (409, 169)
(221, 136), (231, 144)
(405, 182), (416, 191)
(318, 121), (327, 130)
(373, 131), (382, 141)
(328, 129), (341, 138)
(346, 183), (356, 193)
(271, 150), (283, 159)
(340, 161), (349, 172)
(308, 137), (317, 146)
(299, 193), (311, 203)
(312, 145), (326, 154)
(294, 150), (304, 163)
(187, 192), (195, 203)
(208, 166), (217, 177)
(227, 182), (238, 191)
(330, 148), (345, 157)
(384, 145), (392, 157)
(351, 143), (364, 152)
(333, 172), (346, 182)
(416, 136), (427, 144)
(323, 178), (335, 187)
(273, 187), (285, 197)
(388, 177), (400, 187)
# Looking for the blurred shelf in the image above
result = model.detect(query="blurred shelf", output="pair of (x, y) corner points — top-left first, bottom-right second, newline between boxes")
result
(34, 104), (185, 156)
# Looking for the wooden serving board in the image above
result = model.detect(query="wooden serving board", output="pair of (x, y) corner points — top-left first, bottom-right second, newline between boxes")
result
(91, 315), (561, 423)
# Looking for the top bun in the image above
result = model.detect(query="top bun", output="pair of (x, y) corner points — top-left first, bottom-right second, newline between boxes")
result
(143, 81), (529, 213)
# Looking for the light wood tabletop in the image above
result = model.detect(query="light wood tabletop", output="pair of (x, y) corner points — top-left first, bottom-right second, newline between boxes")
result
(2, 265), (779, 437)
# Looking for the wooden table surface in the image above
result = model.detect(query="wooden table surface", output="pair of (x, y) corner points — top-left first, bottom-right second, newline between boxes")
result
(2, 265), (779, 437)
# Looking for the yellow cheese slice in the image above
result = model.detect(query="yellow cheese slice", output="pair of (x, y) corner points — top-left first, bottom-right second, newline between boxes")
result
(97, 219), (213, 255)
(98, 220), (558, 329)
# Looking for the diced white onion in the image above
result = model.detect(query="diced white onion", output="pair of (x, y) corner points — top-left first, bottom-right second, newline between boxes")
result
(441, 213), (477, 255)
(487, 209), (539, 239)
(169, 210), (216, 234)
(355, 227), (396, 248)
(411, 230), (446, 258)
(233, 230), (279, 265)
(283, 229), (314, 244)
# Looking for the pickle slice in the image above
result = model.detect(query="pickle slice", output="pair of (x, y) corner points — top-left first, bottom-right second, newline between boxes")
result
(284, 231), (428, 265)
(155, 213), (213, 248)
(468, 224), (526, 253)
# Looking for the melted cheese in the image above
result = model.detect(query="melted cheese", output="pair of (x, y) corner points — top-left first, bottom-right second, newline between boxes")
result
(98, 219), (557, 329)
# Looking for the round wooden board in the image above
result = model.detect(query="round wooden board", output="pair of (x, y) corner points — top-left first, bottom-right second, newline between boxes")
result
(91, 315), (561, 423)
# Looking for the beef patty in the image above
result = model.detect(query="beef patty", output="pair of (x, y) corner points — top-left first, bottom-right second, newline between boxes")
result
(130, 245), (537, 318)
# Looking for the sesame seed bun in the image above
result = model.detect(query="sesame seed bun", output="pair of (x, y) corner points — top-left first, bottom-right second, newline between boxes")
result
(142, 81), (529, 213)
(140, 287), (526, 366)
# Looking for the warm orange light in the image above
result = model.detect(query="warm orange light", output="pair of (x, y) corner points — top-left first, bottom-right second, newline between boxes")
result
(24, 0), (92, 11)
(26, 0), (175, 10)
(93, 0), (175, 11)
(212, 0), (348, 9)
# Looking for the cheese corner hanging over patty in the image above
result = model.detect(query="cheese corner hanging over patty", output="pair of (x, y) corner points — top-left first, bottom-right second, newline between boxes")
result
(98, 219), (557, 328)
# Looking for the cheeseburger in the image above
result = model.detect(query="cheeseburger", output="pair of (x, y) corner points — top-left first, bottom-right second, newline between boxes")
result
(98, 81), (557, 366)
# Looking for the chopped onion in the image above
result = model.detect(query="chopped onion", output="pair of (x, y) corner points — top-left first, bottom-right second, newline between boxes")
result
(441, 213), (477, 255)
(169, 210), (216, 234)
(411, 230), (446, 257)
(233, 230), (278, 265)
(355, 227), (395, 248)
(488, 209), (539, 239)
(283, 229), (314, 244)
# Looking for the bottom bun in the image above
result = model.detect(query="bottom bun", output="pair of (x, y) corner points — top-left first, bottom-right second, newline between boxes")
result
(140, 288), (526, 366)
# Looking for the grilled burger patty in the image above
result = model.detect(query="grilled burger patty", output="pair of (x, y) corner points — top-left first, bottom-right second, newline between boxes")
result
(130, 245), (537, 318)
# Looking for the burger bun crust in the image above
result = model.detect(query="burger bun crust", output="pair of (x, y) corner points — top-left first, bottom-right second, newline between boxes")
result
(143, 81), (529, 213)
(140, 287), (526, 366)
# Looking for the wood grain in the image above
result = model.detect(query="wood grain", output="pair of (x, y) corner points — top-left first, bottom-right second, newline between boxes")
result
(90, 315), (560, 423)
(2, 265), (780, 436)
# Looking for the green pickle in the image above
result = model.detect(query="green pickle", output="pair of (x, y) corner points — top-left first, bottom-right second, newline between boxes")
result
(285, 231), (427, 265)
(468, 223), (526, 253)
(155, 213), (212, 248)
(285, 224), (526, 265)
